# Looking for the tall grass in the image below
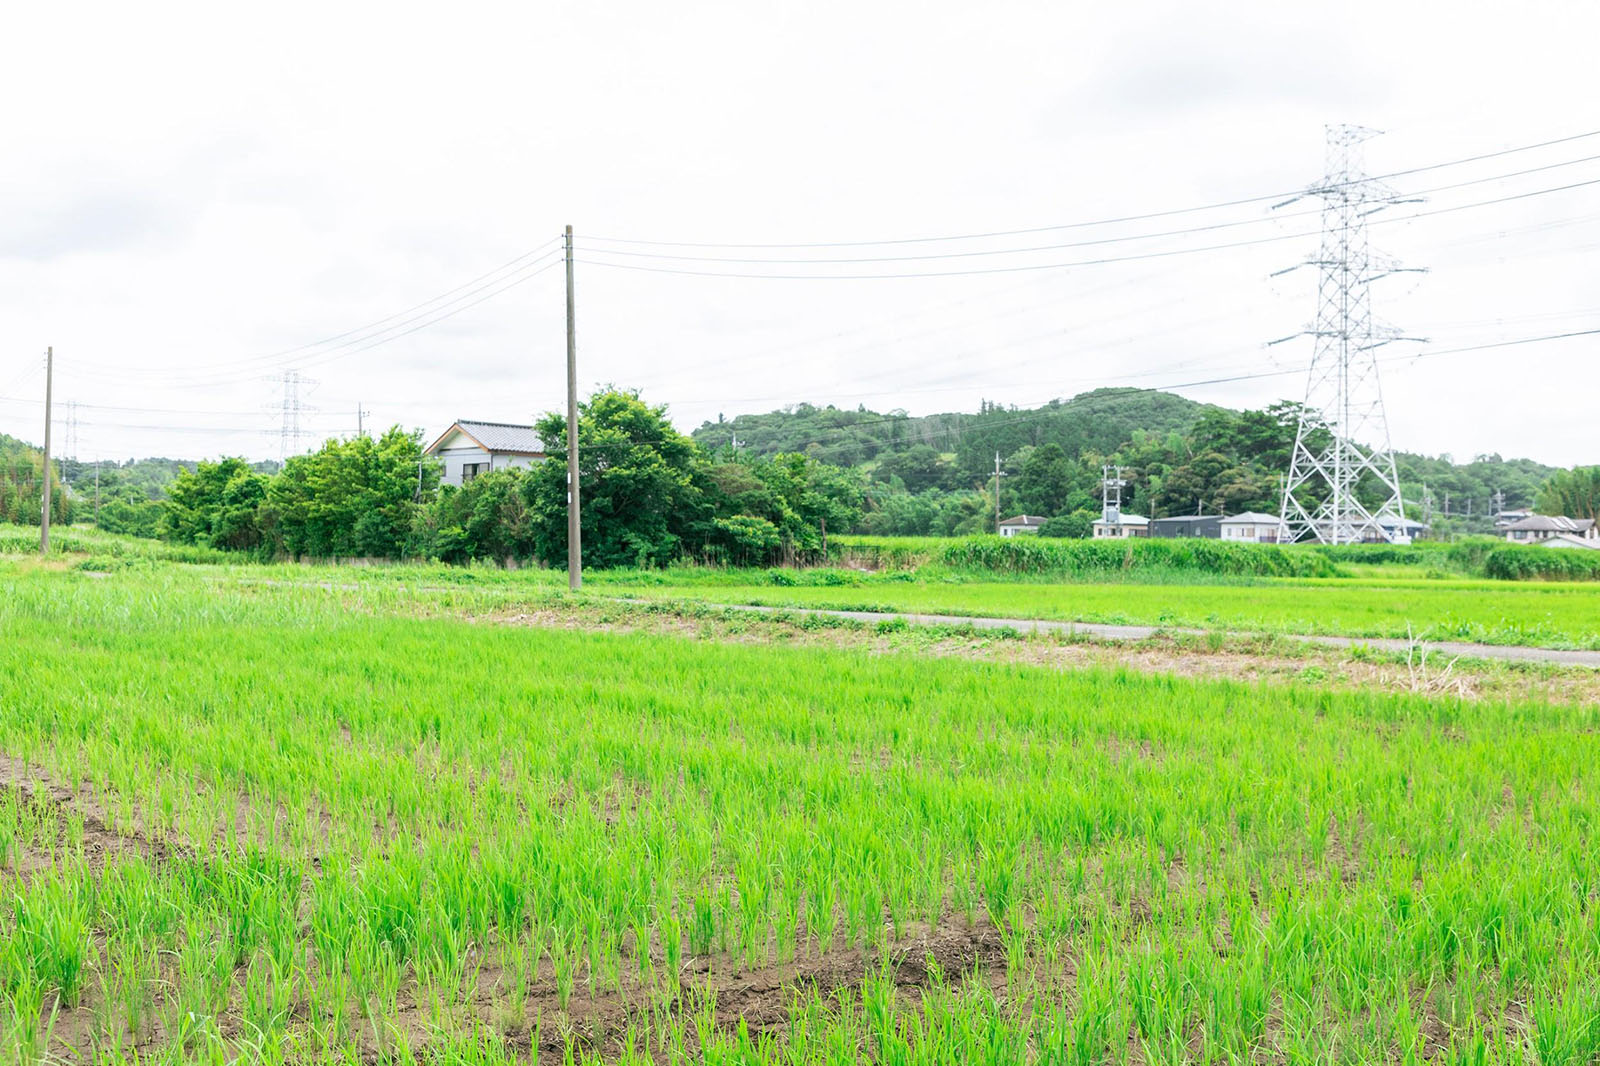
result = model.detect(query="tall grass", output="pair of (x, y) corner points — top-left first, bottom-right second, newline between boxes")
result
(1485, 544), (1600, 581)
(937, 534), (1341, 577)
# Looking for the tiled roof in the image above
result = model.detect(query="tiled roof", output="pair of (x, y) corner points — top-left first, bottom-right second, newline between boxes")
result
(998, 514), (1049, 526)
(1505, 514), (1596, 533)
(434, 420), (545, 455)
(1220, 512), (1281, 524)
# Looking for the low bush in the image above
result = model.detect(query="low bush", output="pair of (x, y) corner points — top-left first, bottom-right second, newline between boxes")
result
(1483, 545), (1600, 581)
(1309, 537), (1501, 575)
(938, 535), (1340, 578)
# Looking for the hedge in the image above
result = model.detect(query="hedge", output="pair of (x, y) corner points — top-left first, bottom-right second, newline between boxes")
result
(1483, 545), (1600, 581)
(938, 535), (1340, 578)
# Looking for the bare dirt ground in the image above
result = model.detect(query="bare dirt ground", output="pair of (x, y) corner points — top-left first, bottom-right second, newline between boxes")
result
(478, 601), (1600, 707)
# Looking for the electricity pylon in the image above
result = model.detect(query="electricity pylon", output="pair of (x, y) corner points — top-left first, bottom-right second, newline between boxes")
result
(1272, 125), (1426, 544)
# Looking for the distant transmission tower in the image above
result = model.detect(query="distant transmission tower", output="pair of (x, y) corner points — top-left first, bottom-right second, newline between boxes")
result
(275, 370), (318, 460)
(1100, 464), (1126, 522)
(1271, 125), (1426, 545)
(65, 400), (79, 462)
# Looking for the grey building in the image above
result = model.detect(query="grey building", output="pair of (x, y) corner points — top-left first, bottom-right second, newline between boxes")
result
(425, 420), (547, 487)
(1150, 514), (1221, 539)
(997, 514), (1048, 537)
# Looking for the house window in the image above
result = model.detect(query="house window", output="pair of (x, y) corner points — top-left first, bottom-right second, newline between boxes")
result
(461, 462), (488, 482)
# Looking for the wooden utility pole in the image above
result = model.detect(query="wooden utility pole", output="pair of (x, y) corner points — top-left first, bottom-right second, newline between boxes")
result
(40, 347), (53, 554)
(992, 451), (1006, 534)
(565, 225), (582, 591)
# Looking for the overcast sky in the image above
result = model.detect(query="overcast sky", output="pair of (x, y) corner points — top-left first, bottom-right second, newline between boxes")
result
(2, 1), (1596, 467)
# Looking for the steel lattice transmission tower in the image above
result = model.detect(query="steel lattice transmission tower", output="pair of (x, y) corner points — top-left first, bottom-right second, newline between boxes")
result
(1272, 125), (1425, 545)
(275, 370), (318, 460)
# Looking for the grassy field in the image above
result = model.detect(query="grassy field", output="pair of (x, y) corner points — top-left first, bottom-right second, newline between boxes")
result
(3, 563), (1600, 1063)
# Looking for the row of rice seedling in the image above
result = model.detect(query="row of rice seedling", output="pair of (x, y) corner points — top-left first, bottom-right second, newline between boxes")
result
(2, 566), (1599, 1062)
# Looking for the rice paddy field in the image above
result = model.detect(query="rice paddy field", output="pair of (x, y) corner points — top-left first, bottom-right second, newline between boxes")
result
(3, 558), (1600, 1064)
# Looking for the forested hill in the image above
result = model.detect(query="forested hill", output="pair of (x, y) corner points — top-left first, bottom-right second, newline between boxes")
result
(692, 388), (1221, 487)
(691, 388), (1566, 537)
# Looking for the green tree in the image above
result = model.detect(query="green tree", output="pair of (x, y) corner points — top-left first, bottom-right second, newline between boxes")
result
(1536, 466), (1600, 521)
(713, 514), (782, 565)
(263, 428), (435, 558)
(1013, 443), (1082, 516)
(160, 458), (268, 550)
(1039, 509), (1094, 538)
(527, 390), (712, 568)
(873, 445), (950, 494)
(411, 467), (537, 564)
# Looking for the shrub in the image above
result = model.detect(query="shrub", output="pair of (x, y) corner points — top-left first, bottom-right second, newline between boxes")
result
(1483, 545), (1600, 581)
(938, 535), (1339, 578)
(1038, 510), (1094, 539)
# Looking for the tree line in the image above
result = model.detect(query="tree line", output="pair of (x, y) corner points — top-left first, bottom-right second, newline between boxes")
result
(155, 390), (863, 566)
(5, 387), (1595, 563)
(693, 389), (1574, 537)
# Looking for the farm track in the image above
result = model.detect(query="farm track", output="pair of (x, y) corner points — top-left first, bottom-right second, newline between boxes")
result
(664, 601), (1600, 668)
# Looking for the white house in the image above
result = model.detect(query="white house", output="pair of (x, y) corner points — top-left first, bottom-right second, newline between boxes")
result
(1219, 512), (1282, 543)
(997, 515), (1047, 537)
(1091, 513), (1149, 539)
(425, 420), (547, 487)
(1538, 533), (1600, 551)
(1503, 515), (1599, 545)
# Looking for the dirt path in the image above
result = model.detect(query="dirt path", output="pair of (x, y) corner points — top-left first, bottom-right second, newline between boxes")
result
(668, 602), (1600, 669)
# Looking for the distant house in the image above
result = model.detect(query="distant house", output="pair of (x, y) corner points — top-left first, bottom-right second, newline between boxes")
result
(1092, 513), (1149, 539)
(1219, 512), (1281, 543)
(1150, 515), (1221, 539)
(1502, 515), (1599, 545)
(425, 420), (547, 487)
(997, 514), (1047, 537)
(1493, 509), (1533, 529)
(1379, 516), (1429, 543)
(1537, 533), (1600, 551)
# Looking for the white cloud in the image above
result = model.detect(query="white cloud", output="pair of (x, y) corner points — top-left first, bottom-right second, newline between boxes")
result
(0, 0), (1595, 466)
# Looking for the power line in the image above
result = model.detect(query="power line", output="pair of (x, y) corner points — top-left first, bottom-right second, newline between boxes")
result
(579, 153), (1600, 267)
(577, 176), (1600, 281)
(581, 128), (1600, 249)
(693, 327), (1600, 455)
(77, 247), (566, 387)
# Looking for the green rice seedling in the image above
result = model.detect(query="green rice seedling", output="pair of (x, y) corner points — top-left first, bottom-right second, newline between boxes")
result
(688, 888), (716, 958)
(242, 949), (288, 1042)
(12, 876), (93, 1006)
(804, 881), (838, 958)
(549, 932), (577, 1012)
(659, 909), (682, 984)
(3, 972), (59, 1065)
